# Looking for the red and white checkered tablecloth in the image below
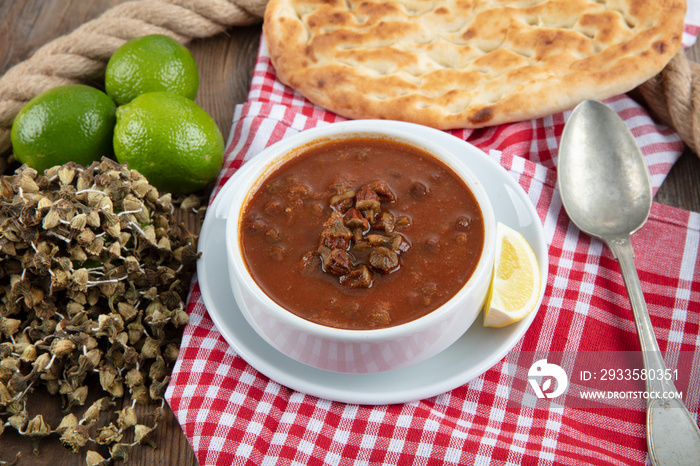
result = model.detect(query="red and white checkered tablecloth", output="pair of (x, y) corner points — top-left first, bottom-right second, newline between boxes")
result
(165, 12), (700, 466)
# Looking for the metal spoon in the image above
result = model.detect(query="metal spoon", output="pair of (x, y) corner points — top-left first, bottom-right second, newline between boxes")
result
(558, 99), (700, 465)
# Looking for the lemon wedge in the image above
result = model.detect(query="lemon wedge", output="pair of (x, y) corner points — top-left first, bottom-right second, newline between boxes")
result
(484, 223), (541, 327)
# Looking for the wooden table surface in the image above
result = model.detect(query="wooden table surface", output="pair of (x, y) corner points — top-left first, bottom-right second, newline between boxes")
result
(1, 1), (699, 465)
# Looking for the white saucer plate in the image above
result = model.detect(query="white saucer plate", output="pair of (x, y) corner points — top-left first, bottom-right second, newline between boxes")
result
(196, 121), (548, 405)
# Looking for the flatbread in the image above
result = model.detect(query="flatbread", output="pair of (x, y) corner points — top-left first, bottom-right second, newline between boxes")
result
(263, 0), (686, 129)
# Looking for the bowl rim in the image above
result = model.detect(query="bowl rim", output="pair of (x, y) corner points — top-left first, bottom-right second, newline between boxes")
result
(225, 119), (497, 342)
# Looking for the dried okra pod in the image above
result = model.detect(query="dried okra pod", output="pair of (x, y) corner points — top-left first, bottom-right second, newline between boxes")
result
(0, 158), (201, 461)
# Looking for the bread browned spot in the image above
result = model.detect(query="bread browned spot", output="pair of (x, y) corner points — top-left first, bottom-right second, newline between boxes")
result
(472, 107), (494, 124)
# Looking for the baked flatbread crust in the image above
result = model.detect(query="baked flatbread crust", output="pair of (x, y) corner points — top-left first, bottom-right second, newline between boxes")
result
(263, 0), (686, 129)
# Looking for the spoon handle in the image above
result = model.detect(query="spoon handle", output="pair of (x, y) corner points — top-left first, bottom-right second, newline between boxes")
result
(606, 235), (700, 465)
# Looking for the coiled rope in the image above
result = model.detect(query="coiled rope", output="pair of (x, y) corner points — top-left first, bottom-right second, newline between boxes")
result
(636, 50), (700, 155)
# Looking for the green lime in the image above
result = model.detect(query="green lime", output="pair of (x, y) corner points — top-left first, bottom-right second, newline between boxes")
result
(105, 34), (199, 106)
(11, 84), (117, 173)
(113, 92), (224, 194)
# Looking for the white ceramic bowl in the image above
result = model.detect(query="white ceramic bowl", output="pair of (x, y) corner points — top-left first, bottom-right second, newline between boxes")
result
(225, 120), (496, 374)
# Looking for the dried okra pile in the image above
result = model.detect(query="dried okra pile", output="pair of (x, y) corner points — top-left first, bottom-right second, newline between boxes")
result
(0, 158), (200, 463)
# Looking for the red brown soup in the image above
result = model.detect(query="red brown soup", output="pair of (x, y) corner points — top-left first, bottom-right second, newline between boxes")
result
(239, 137), (485, 330)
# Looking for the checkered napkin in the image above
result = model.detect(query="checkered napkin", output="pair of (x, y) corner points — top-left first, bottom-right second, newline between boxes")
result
(165, 17), (700, 466)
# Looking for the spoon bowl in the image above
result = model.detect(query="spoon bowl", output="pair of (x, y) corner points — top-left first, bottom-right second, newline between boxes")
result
(558, 99), (651, 238)
(558, 99), (700, 466)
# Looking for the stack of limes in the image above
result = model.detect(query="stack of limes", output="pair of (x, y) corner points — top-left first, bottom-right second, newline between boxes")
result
(10, 34), (223, 195)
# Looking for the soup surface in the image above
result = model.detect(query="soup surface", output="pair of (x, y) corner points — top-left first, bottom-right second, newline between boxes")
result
(240, 137), (485, 330)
